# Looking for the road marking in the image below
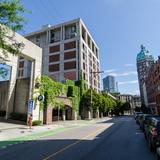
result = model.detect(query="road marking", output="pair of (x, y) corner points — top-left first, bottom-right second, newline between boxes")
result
(43, 127), (105, 160)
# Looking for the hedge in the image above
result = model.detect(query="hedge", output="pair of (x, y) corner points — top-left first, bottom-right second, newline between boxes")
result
(32, 120), (42, 126)
(0, 110), (6, 117)
(10, 112), (27, 122)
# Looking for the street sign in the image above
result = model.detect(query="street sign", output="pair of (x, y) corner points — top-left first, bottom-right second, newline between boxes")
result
(38, 95), (44, 102)
(28, 99), (34, 114)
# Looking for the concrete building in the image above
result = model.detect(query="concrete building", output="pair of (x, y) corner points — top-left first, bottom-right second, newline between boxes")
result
(136, 45), (154, 105)
(0, 28), (77, 123)
(0, 28), (42, 121)
(118, 94), (133, 104)
(117, 94), (141, 112)
(132, 95), (141, 108)
(24, 18), (100, 91)
(103, 75), (116, 93)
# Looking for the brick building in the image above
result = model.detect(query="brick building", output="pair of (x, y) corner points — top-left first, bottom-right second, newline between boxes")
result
(146, 57), (160, 114)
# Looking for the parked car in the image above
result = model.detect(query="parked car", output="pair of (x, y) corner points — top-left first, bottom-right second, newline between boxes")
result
(134, 112), (143, 119)
(139, 114), (150, 131)
(157, 147), (160, 159)
(135, 113), (144, 124)
(144, 117), (160, 151)
(139, 114), (159, 131)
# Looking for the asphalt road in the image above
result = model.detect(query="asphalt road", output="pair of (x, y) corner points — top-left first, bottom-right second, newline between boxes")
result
(0, 116), (156, 160)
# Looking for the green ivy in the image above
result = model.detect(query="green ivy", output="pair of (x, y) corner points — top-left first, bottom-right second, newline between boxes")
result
(34, 75), (80, 113)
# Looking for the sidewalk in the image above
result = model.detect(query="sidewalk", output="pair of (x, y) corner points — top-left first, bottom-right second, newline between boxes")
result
(0, 118), (111, 142)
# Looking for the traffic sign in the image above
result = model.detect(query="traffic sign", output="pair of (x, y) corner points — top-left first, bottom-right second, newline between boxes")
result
(38, 95), (44, 102)
(28, 99), (34, 114)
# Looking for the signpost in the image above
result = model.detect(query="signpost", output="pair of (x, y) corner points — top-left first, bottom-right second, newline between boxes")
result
(28, 99), (34, 114)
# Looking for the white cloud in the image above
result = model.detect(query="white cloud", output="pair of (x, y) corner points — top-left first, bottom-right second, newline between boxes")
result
(104, 69), (116, 73)
(125, 64), (135, 67)
(118, 80), (138, 85)
(108, 71), (137, 77)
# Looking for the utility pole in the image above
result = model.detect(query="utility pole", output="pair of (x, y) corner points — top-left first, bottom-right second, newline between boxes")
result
(90, 71), (104, 119)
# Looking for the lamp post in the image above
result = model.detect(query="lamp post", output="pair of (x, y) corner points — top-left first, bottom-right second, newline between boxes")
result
(90, 71), (104, 119)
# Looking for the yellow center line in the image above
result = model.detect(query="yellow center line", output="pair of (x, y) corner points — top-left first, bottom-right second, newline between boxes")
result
(43, 127), (105, 160)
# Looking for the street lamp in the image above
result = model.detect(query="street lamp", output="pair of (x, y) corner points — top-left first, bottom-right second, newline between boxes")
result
(90, 71), (104, 118)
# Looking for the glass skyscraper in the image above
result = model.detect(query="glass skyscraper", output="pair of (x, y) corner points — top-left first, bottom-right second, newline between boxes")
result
(103, 75), (116, 93)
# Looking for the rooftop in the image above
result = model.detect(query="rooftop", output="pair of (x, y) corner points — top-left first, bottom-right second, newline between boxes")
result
(136, 45), (154, 61)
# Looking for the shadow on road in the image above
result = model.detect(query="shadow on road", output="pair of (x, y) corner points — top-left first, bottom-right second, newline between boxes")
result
(0, 116), (156, 160)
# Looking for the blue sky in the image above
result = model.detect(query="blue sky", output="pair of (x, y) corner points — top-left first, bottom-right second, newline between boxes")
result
(21, 0), (160, 95)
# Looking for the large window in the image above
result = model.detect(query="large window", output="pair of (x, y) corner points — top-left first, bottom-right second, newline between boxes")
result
(64, 61), (76, 70)
(50, 28), (61, 43)
(65, 24), (77, 39)
(19, 61), (24, 68)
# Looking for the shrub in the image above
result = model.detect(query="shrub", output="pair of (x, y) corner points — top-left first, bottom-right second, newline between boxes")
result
(32, 120), (42, 126)
(0, 110), (6, 117)
(10, 112), (27, 122)
(67, 86), (74, 97)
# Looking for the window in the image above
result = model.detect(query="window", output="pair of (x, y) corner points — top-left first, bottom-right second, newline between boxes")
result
(92, 42), (94, 52)
(65, 24), (77, 39)
(36, 36), (40, 43)
(83, 53), (85, 60)
(49, 64), (60, 72)
(95, 48), (98, 58)
(83, 73), (86, 80)
(64, 61), (76, 70)
(83, 63), (85, 70)
(18, 70), (23, 77)
(19, 61), (24, 68)
(49, 45), (60, 53)
(19, 56), (24, 60)
(93, 57), (95, 62)
(49, 54), (60, 62)
(93, 64), (96, 69)
(87, 35), (91, 48)
(82, 26), (86, 41)
(50, 28), (61, 43)
(64, 51), (76, 60)
(64, 41), (76, 50)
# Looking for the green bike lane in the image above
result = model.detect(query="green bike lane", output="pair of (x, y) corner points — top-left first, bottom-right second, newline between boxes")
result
(0, 118), (111, 150)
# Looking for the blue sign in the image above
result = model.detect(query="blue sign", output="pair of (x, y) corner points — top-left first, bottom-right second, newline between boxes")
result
(38, 95), (44, 102)
(28, 99), (34, 114)
(0, 64), (11, 82)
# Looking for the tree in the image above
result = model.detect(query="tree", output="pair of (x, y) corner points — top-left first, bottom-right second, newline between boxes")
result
(81, 90), (117, 117)
(0, 0), (26, 60)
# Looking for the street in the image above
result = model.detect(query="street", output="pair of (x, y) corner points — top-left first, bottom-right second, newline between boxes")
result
(0, 116), (156, 160)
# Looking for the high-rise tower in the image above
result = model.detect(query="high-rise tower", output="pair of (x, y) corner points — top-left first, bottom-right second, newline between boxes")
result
(103, 75), (116, 93)
(136, 45), (154, 105)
